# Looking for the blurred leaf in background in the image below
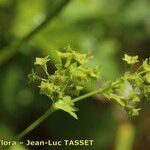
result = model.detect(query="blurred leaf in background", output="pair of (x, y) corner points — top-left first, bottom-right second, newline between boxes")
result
(0, 0), (149, 150)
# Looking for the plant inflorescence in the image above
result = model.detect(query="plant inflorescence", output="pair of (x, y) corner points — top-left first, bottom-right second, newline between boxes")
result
(28, 47), (149, 119)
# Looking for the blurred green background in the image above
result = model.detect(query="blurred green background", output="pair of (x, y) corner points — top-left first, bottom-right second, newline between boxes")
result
(0, 0), (149, 150)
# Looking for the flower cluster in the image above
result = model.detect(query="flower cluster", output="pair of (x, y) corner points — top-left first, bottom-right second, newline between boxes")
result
(104, 54), (150, 116)
(28, 46), (100, 118)
(29, 50), (149, 118)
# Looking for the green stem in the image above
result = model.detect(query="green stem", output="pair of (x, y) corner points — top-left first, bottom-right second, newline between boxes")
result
(16, 82), (111, 140)
(0, 0), (71, 66)
(72, 88), (103, 103)
(16, 105), (57, 140)
(72, 82), (111, 103)
(20, 0), (71, 43)
(138, 70), (148, 75)
(16, 88), (102, 140)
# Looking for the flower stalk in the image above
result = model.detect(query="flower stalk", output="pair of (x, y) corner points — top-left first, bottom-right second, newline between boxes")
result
(18, 48), (149, 141)
(16, 105), (57, 140)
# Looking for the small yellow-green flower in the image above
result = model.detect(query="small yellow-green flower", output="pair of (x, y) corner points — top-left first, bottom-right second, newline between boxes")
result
(76, 85), (84, 91)
(131, 108), (141, 116)
(28, 69), (41, 82)
(73, 69), (87, 80)
(88, 66), (100, 80)
(144, 73), (150, 83)
(34, 56), (50, 75)
(143, 85), (150, 93)
(34, 56), (50, 67)
(38, 81), (53, 96)
(143, 59), (150, 71)
(50, 73), (65, 85)
(123, 54), (139, 65)
(73, 52), (88, 64)
(124, 72), (143, 87)
(57, 51), (72, 58)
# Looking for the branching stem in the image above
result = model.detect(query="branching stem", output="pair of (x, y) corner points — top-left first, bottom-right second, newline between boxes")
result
(16, 83), (111, 140)
(72, 88), (103, 103)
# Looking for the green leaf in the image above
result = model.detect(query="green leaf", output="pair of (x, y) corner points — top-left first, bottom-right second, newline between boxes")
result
(54, 96), (78, 119)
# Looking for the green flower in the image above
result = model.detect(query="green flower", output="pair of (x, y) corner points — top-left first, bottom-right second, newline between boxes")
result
(34, 56), (50, 75)
(123, 54), (139, 65)
(104, 92), (125, 107)
(67, 84), (83, 96)
(126, 106), (141, 116)
(73, 52), (88, 64)
(76, 85), (84, 91)
(132, 108), (141, 116)
(142, 59), (150, 71)
(144, 73), (150, 83)
(69, 64), (87, 82)
(34, 56), (50, 67)
(52, 86), (63, 100)
(74, 69), (87, 79)
(57, 51), (72, 58)
(131, 96), (140, 103)
(69, 63), (78, 74)
(142, 85), (150, 93)
(124, 72), (143, 87)
(88, 66), (100, 80)
(38, 81), (53, 96)
(28, 69), (41, 82)
(50, 71), (66, 85)
(117, 81), (133, 99)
